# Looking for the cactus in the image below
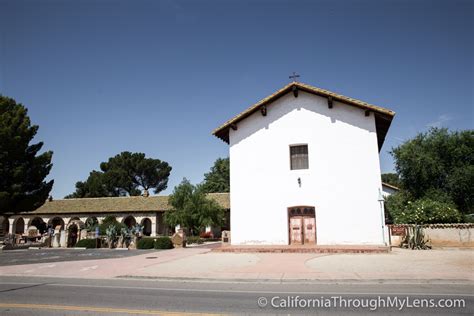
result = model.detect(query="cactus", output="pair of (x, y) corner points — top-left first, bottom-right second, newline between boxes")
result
(122, 227), (135, 248)
(401, 225), (432, 250)
(130, 224), (143, 236)
(105, 225), (118, 248)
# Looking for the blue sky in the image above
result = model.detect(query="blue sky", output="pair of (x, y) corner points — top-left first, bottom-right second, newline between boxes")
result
(1, 0), (472, 198)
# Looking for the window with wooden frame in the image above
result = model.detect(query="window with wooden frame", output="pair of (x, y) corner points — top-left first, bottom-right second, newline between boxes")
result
(290, 144), (309, 170)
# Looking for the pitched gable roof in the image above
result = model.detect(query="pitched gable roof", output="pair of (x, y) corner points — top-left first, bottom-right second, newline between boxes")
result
(212, 82), (395, 151)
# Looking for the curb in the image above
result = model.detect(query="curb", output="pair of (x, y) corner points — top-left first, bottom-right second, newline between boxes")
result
(115, 275), (474, 285)
(1, 273), (472, 285)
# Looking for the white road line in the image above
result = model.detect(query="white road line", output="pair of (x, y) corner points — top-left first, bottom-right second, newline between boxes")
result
(50, 283), (474, 297)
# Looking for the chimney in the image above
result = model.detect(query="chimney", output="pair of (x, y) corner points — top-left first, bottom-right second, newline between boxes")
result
(142, 189), (149, 197)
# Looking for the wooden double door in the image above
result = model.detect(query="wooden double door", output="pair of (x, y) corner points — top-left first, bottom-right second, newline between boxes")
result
(288, 206), (316, 245)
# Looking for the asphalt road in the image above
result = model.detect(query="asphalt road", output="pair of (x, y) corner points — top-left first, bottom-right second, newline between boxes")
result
(0, 249), (157, 266)
(0, 276), (472, 315)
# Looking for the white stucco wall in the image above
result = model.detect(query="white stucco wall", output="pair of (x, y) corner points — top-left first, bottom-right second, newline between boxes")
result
(382, 184), (398, 198)
(229, 91), (386, 245)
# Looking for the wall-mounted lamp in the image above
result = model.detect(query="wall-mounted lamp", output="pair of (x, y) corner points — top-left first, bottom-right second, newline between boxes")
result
(297, 177), (301, 187)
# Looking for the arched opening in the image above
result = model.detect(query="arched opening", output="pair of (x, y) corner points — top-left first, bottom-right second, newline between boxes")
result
(123, 215), (136, 228)
(14, 218), (25, 234)
(85, 217), (98, 230)
(49, 217), (65, 230)
(0, 216), (9, 236)
(30, 217), (47, 234)
(69, 217), (80, 224)
(67, 224), (79, 247)
(66, 219), (84, 247)
(141, 218), (152, 236)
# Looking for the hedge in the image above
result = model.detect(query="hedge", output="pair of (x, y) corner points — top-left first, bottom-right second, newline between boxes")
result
(137, 238), (155, 249)
(154, 237), (173, 249)
(75, 239), (97, 248)
(136, 237), (174, 249)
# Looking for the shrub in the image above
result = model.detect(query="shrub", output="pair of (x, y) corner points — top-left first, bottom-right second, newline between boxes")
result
(75, 238), (97, 248)
(385, 191), (412, 222)
(186, 236), (203, 244)
(137, 238), (155, 249)
(154, 237), (173, 249)
(392, 198), (462, 224)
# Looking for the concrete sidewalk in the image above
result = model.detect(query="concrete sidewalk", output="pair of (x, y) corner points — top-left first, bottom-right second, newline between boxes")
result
(0, 247), (472, 282)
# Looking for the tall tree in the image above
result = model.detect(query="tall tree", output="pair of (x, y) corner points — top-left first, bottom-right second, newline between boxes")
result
(65, 171), (118, 198)
(0, 96), (54, 214)
(391, 128), (473, 214)
(201, 157), (230, 193)
(164, 178), (224, 236)
(66, 151), (171, 198)
(101, 152), (171, 194)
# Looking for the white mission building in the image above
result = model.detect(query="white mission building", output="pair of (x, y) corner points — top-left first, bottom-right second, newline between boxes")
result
(213, 81), (395, 246)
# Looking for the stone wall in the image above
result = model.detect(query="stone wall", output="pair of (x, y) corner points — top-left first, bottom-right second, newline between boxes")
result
(389, 224), (474, 247)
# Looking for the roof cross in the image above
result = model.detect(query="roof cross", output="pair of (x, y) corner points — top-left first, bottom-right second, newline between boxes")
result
(289, 72), (300, 82)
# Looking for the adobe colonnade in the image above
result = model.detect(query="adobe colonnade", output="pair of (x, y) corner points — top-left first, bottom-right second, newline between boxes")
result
(6, 212), (163, 237)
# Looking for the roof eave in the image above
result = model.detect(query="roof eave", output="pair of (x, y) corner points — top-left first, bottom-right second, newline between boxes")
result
(382, 182), (400, 191)
(212, 82), (396, 148)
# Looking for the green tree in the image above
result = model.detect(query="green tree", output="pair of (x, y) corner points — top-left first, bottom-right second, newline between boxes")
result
(391, 128), (473, 214)
(65, 171), (118, 198)
(66, 151), (171, 198)
(201, 157), (230, 193)
(164, 178), (224, 236)
(101, 152), (171, 195)
(0, 96), (53, 214)
(381, 173), (401, 188)
(98, 215), (126, 235)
